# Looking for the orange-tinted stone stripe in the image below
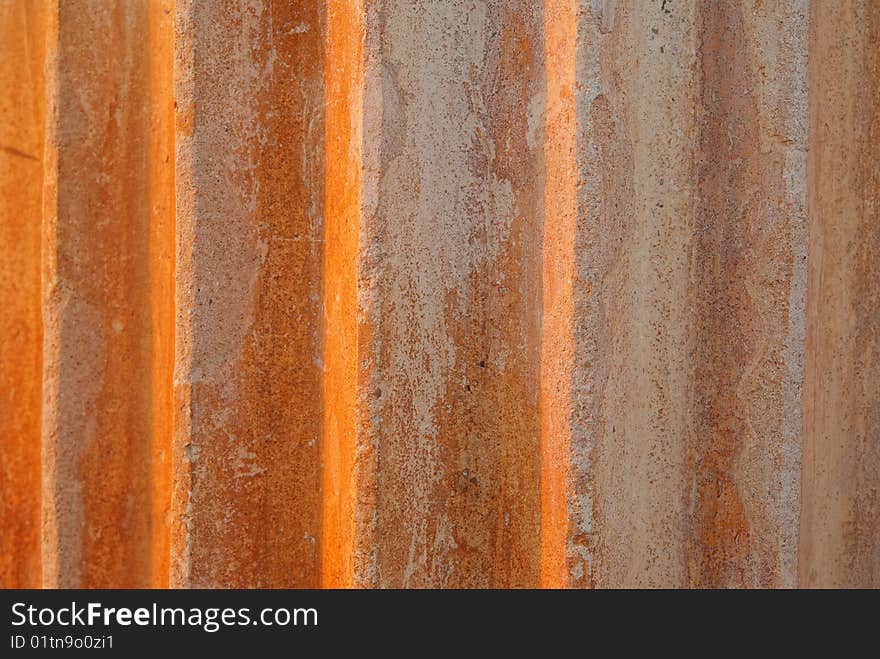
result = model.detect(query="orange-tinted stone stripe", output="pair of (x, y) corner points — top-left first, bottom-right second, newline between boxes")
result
(41, 0), (170, 588)
(321, 0), (363, 589)
(540, 0), (577, 589)
(0, 0), (48, 589)
(171, 0), (325, 588)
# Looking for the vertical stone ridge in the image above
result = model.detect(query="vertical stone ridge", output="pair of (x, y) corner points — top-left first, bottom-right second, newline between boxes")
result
(171, 0), (325, 588)
(39, 0), (62, 589)
(41, 0), (163, 587)
(554, 0), (808, 589)
(0, 0), (48, 588)
(356, 0), (544, 588)
(583, 0), (699, 588)
(800, 0), (880, 588)
(170, 0), (196, 588)
(686, 0), (807, 588)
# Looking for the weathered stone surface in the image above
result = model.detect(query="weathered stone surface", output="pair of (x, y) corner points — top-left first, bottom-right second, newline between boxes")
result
(1, 0), (877, 588)
(172, 0), (325, 587)
(800, 0), (880, 588)
(39, 0), (173, 588)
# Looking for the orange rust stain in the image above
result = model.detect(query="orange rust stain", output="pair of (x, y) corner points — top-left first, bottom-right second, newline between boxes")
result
(688, 1), (790, 587)
(321, 0), (363, 589)
(363, 1), (544, 588)
(232, 0), (325, 587)
(171, 0), (325, 588)
(541, 0), (577, 589)
(0, 0), (47, 589)
(689, 0), (759, 588)
(463, 0), (543, 589)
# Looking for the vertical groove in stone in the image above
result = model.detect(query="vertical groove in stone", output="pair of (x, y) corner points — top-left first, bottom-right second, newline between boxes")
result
(687, 0), (807, 588)
(800, 0), (880, 588)
(358, 0), (544, 588)
(171, 0), (325, 587)
(0, 0), (47, 588)
(40, 0), (167, 588)
(321, 0), (364, 589)
(148, 0), (175, 589)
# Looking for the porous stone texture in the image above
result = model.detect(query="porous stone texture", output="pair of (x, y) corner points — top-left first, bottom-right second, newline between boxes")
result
(543, 0), (809, 588)
(352, 0), (545, 588)
(172, 0), (325, 587)
(39, 0), (173, 588)
(0, 0), (877, 588)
